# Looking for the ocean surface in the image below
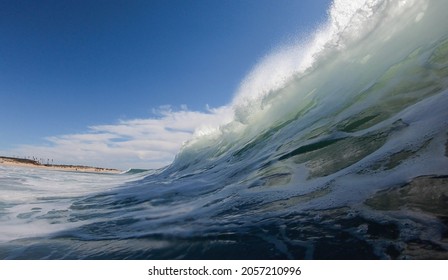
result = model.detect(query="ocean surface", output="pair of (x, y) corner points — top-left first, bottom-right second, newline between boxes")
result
(1, 0), (448, 259)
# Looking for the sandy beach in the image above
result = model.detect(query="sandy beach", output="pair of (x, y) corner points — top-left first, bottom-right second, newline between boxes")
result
(0, 156), (122, 174)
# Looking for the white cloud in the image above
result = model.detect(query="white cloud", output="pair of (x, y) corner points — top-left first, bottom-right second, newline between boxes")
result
(5, 105), (234, 170)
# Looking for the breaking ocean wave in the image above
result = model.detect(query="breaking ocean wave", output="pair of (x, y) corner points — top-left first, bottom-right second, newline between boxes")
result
(1, 0), (448, 259)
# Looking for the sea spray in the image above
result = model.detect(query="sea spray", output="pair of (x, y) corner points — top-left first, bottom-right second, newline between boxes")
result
(173, 0), (447, 172)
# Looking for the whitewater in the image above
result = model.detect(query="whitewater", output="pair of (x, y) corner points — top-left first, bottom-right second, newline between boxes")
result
(1, 0), (448, 259)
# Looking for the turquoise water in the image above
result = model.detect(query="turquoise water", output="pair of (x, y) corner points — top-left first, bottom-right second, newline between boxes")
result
(1, 0), (448, 259)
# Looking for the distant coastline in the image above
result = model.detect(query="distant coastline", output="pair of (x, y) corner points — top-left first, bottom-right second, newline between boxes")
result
(0, 156), (121, 174)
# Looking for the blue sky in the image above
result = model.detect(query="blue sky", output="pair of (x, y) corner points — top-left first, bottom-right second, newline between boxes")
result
(0, 0), (331, 169)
